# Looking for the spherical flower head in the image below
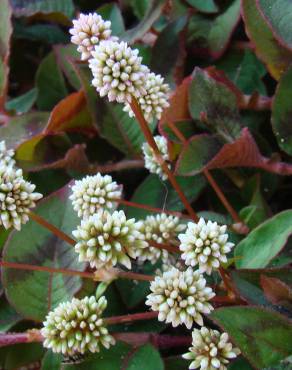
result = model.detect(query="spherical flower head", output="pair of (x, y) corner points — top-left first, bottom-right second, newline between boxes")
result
(69, 173), (122, 219)
(123, 72), (170, 123)
(178, 218), (234, 275)
(0, 165), (43, 230)
(72, 209), (148, 270)
(182, 327), (240, 370)
(89, 40), (149, 103)
(138, 213), (185, 264)
(42, 295), (115, 356)
(146, 267), (215, 328)
(0, 141), (15, 167)
(142, 135), (170, 180)
(70, 13), (113, 60)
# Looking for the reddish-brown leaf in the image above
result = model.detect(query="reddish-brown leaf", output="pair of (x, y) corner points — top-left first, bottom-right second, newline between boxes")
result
(205, 128), (292, 175)
(45, 90), (97, 135)
(260, 275), (292, 306)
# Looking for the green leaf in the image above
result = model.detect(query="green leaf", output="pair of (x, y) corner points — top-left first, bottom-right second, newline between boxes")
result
(151, 16), (188, 81)
(216, 49), (267, 95)
(63, 342), (131, 369)
(36, 52), (68, 111)
(98, 102), (155, 156)
(235, 210), (292, 268)
(0, 297), (21, 332)
(125, 174), (206, 219)
(11, 0), (74, 19)
(128, 0), (149, 19)
(14, 22), (68, 44)
(2, 184), (84, 321)
(0, 0), (12, 106)
(165, 356), (189, 370)
(257, 0), (292, 50)
(126, 344), (164, 370)
(187, 0), (240, 59)
(272, 64), (292, 155)
(98, 3), (125, 36)
(189, 68), (242, 142)
(5, 88), (37, 113)
(185, 0), (218, 13)
(54, 45), (81, 91)
(41, 351), (62, 370)
(210, 306), (292, 368)
(3, 343), (45, 370)
(123, 0), (165, 43)
(242, 0), (292, 80)
(239, 175), (270, 229)
(175, 134), (222, 176)
(228, 357), (253, 370)
(115, 262), (157, 308)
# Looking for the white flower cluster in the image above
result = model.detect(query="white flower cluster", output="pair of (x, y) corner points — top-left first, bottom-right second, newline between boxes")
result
(123, 72), (170, 123)
(0, 165), (42, 230)
(70, 13), (170, 117)
(146, 267), (215, 328)
(0, 141), (15, 167)
(70, 173), (122, 219)
(42, 295), (115, 355)
(178, 218), (234, 275)
(70, 13), (113, 60)
(89, 40), (149, 103)
(183, 327), (240, 370)
(142, 135), (170, 180)
(138, 213), (185, 265)
(72, 209), (147, 270)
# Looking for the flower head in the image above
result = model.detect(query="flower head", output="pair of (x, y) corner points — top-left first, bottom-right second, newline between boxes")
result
(0, 141), (15, 167)
(70, 13), (113, 60)
(182, 327), (240, 370)
(124, 72), (170, 123)
(0, 165), (42, 230)
(70, 173), (122, 219)
(89, 40), (149, 103)
(138, 213), (185, 265)
(72, 209), (147, 270)
(178, 218), (234, 275)
(42, 295), (115, 355)
(142, 135), (170, 180)
(146, 267), (214, 328)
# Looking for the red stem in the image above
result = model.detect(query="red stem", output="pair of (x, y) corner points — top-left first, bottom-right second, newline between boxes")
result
(130, 98), (198, 222)
(29, 211), (75, 246)
(116, 198), (190, 220)
(114, 332), (191, 348)
(105, 311), (158, 325)
(149, 240), (179, 254)
(0, 260), (95, 279)
(0, 260), (154, 283)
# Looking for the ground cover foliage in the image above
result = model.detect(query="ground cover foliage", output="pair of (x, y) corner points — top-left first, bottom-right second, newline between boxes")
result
(0, 0), (292, 369)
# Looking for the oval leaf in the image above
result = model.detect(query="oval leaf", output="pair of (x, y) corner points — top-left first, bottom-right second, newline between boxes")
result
(210, 306), (292, 368)
(235, 210), (292, 268)
(2, 184), (84, 321)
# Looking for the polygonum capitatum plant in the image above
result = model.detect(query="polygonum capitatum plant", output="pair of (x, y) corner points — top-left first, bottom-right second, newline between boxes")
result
(0, 1), (292, 369)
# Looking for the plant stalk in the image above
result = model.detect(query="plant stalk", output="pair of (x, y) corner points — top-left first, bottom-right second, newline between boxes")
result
(29, 211), (75, 246)
(130, 97), (198, 222)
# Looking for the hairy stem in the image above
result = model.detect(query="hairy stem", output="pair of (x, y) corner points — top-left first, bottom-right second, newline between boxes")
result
(89, 159), (145, 174)
(116, 198), (190, 219)
(166, 120), (248, 231)
(0, 260), (154, 282)
(0, 260), (94, 279)
(105, 311), (158, 325)
(130, 98), (198, 222)
(29, 211), (75, 246)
